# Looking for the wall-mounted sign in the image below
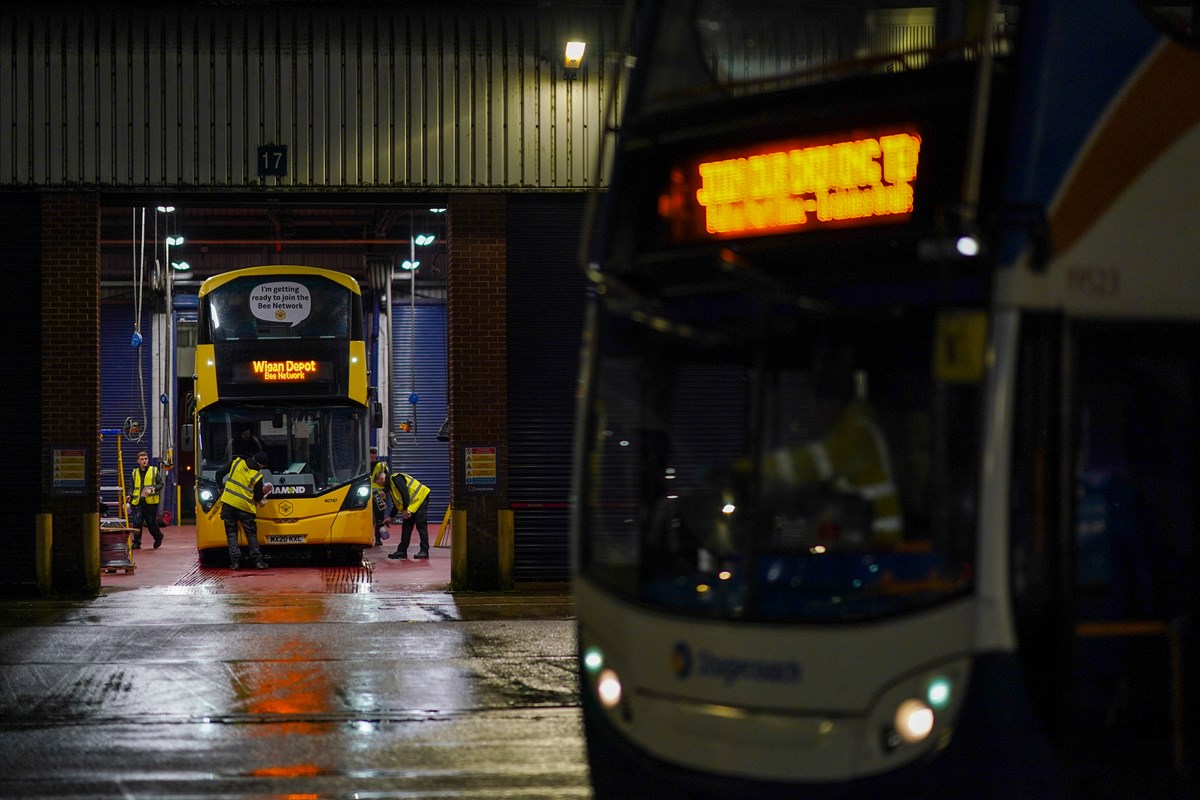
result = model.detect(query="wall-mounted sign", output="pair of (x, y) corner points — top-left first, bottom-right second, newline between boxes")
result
(464, 446), (497, 493)
(662, 129), (921, 242)
(257, 143), (288, 177)
(52, 447), (86, 496)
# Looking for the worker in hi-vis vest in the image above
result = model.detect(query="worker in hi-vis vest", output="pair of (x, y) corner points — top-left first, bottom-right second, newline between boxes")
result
(383, 472), (432, 560)
(216, 451), (273, 570)
(370, 446), (390, 546)
(761, 367), (903, 546)
(128, 450), (166, 549)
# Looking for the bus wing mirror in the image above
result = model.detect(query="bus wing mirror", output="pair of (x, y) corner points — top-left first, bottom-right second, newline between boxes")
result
(180, 424), (195, 452)
(371, 401), (383, 429)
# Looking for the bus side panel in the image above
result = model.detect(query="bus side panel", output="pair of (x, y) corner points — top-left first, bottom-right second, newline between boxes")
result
(195, 343), (218, 408)
(329, 504), (373, 546)
(349, 340), (368, 405)
(196, 503), (227, 552)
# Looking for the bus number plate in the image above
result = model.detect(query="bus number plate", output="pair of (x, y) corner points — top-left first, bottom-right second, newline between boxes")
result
(268, 535), (306, 544)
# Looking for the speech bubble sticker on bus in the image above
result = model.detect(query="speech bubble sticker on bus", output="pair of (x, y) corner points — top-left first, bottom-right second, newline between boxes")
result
(249, 282), (312, 327)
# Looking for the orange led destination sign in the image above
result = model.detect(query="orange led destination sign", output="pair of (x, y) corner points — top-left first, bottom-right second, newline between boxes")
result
(662, 130), (921, 241)
(235, 359), (328, 383)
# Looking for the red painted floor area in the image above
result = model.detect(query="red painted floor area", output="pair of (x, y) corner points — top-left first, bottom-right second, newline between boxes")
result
(100, 523), (453, 594)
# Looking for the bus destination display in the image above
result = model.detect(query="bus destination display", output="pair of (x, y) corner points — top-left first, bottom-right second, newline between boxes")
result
(233, 359), (330, 383)
(660, 129), (921, 243)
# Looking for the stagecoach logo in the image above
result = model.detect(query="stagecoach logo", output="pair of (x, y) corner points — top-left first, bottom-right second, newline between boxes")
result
(672, 641), (802, 686)
(278, 501), (294, 516)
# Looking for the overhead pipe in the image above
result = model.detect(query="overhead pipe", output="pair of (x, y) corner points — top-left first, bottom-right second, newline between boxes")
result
(101, 238), (435, 246)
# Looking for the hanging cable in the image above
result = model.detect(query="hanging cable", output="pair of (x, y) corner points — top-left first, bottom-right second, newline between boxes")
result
(125, 208), (148, 443)
(132, 208), (142, 336)
(407, 211), (419, 440)
(159, 209), (175, 467)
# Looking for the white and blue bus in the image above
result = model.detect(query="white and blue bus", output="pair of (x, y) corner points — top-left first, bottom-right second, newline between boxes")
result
(572, 1), (1199, 798)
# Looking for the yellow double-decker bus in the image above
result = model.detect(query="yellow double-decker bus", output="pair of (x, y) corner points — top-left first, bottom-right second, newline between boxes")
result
(193, 265), (379, 566)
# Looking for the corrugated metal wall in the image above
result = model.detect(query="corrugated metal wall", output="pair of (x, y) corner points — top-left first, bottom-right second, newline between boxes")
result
(507, 194), (589, 582)
(0, 3), (621, 189)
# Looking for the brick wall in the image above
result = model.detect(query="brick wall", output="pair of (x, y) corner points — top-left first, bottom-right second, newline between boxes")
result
(41, 193), (101, 596)
(446, 194), (507, 589)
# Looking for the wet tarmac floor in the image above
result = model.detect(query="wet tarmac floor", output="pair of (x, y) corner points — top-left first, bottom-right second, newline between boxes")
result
(0, 527), (588, 799)
(11, 529), (1187, 799)
(99, 523), (457, 594)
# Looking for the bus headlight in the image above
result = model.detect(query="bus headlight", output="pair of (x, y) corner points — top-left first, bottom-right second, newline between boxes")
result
(341, 479), (372, 510)
(583, 646), (604, 673)
(582, 645), (622, 707)
(926, 676), (952, 709)
(869, 660), (966, 761)
(197, 485), (218, 513)
(893, 698), (934, 744)
(596, 668), (623, 709)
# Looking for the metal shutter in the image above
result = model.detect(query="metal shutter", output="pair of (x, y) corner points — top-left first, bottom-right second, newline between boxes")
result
(506, 194), (589, 582)
(0, 195), (41, 590)
(389, 301), (450, 528)
(99, 303), (155, 513)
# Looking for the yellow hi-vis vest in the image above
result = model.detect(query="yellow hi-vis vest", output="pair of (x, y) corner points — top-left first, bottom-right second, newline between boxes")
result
(388, 473), (430, 514)
(220, 456), (263, 514)
(371, 459), (389, 487)
(763, 399), (904, 544)
(131, 466), (162, 506)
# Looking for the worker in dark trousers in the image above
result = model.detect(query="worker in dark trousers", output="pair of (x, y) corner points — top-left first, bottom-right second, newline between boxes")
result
(384, 471), (431, 560)
(128, 451), (165, 549)
(370, 446), (390, 546)
(216, 451), (273, 570)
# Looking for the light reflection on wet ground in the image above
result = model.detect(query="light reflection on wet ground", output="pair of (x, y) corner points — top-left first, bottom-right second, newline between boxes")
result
(0, 587), (587, 799)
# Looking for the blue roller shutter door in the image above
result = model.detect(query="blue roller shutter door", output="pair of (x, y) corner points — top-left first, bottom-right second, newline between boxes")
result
(507, 195), (589, 582)
(389, 302), (450, 527)
(100, 303), (155, 513)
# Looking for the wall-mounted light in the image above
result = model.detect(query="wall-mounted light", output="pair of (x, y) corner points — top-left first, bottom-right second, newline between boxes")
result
(401, 260), (420, 271)
(414, 234), (435, 246)
(166, 235), (185, 246)
(564, 41), (586, 79)
(170, 261), (191, 272)
(156, 205), (175, 213)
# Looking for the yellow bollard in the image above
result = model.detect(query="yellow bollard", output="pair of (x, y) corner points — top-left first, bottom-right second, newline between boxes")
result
(35, 513), (52, 594)
(83, 512), (101, 595)
(498, 509), (514, 591)
(450, 509), (468, 590)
